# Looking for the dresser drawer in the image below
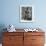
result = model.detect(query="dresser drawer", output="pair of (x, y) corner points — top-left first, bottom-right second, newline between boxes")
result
(3, 36), (23, 46)
(32, 44), (44, 46)
(3, 44), (15, 46)
(3, 32), (23, 36)
(24, 32), (44, 36)
(3, 35), (23, 44)
(3, 43), (23, 46)
(32, 36), (45, 44)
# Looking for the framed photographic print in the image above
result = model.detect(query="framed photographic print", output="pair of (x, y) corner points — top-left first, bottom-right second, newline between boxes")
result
(20, 5), (35, 22)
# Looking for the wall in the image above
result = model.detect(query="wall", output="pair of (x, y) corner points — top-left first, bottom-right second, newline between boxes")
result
(0, 0), (46, 29)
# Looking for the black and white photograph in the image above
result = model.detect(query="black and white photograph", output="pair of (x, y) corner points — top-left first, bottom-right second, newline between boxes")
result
(20, 5), (34, 22)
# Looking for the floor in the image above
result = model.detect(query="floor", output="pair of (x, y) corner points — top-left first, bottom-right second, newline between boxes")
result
(0, 44), (2, 46)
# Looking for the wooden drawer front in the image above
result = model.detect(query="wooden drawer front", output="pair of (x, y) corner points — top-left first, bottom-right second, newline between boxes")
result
(3, 44), (15, 46)
(32, 44), (44, 46)
(24, 32), (44, 36)
(32, 36), (45, 44)
(24, 36), (32, 46)
(3, 36), (23, 44)
(24, 36), (44, 46)
(3, 36), (8, 44)
(3, 43), (23, 46)
(3, 32), (23, 36)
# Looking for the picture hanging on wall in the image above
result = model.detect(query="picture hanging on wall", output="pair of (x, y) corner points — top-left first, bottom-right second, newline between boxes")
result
(20, 5), (35, 22)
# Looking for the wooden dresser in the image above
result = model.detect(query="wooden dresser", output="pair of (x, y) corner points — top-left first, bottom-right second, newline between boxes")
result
(2, 29), (45, 46)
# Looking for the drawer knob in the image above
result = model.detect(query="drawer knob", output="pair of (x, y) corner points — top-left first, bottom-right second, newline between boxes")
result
(32, 39), (36, 40)
(9, 37), (14, 40)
